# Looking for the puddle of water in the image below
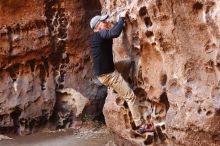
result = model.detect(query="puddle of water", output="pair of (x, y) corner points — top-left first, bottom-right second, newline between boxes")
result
(0, 127), (113, 146)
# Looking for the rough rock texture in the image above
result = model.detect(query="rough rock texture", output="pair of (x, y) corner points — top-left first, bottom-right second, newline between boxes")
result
(52, 88), (89, 129)
(0, 0), (105, 134)
(101, 0), (220, 145)
(1, 0), (220, 145)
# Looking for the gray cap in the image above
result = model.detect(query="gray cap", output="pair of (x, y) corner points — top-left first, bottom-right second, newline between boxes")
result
(90, 15), (109, 29)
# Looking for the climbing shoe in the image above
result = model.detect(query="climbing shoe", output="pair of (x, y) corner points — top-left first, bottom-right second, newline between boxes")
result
(137, 124), (154, 134)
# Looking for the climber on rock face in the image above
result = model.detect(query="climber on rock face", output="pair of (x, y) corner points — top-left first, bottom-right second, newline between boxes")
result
(90, 11), (153, 134)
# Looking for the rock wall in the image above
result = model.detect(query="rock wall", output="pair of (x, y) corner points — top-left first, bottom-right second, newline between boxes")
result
(0, 0), (104, 134)
(101, 0), (220, 145)
(1, 0), (220, 145)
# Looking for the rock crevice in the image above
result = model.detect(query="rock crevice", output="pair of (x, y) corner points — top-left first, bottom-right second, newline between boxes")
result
(0, 0), (103, 135)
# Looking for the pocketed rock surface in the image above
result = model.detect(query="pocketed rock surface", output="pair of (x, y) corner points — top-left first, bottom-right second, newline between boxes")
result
(0, 0), (105, 134)
(101, 0), (220, 145)
(1, 0), (220, 146)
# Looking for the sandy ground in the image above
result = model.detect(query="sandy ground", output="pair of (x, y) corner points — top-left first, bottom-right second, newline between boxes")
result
(0, 126), (114, 146)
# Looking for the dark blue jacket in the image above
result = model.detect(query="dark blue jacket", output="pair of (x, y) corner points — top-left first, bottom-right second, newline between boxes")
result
(91, 17), (125, 76)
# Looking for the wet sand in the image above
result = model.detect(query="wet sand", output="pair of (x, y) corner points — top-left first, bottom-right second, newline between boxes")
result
(0, 126), (113, 146)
